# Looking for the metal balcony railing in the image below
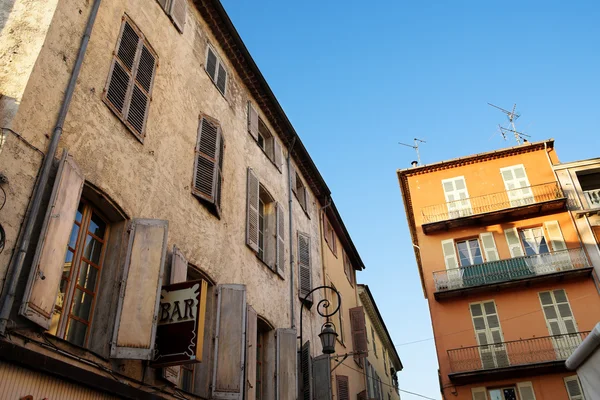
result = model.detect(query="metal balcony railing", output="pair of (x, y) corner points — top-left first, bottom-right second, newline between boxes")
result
(421, 182), (564, 224)
(433, 248), (589, 292)
(584, 189), (600, 209)
(448, 331), (590, 374)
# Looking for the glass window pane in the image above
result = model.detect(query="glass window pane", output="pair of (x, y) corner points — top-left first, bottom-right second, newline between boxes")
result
(457, 241), (471, 266)
(469, 240), (484, 264)
(88, 212), (106, 237)
(76, 203), (84, 223)
(83, 235), (103, 264)
(68, 224), (80, 249)
(484, 301), (496, 315)
(64, 250), (74, 276)
(77, 262), (99, 292)
(564, 320), (577, 334)
(71, 288), (94, 322)
(470, 303), (483, 316)
(443, 182), (454, 192)
(455, 179), (465, 190)
(66, 318), (87, 347)
(488, 389), (502, 400)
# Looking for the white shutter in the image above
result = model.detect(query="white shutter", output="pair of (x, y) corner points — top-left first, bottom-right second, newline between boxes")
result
(298, 232), (312, 301)
(275, 202), (285, 277)
(564, 376), (585, 400)
(247, 101), (259, 141)
(212, 284), (246, 400)
(441, 239), (459, 269)
(246, 168), (260, 252)
(111, 218), (169, 359)
(544, 221), (567, 251)
(470, 301), (508, 369)
(504, 228), (525, 258)
(479, 232), (500, 262)
(500, 164), (534, 206)
(276, 328), (297, 400)
(442, 176), (472, 216)
(273, 138), (283, 172)
(245, 305), (257, 400)
(471, 387), (487, 400)
(539, 290), (578, 335)
(517, 382), (537, 400)
(169, 0), (186, 32)
(19, 151), (84, 329)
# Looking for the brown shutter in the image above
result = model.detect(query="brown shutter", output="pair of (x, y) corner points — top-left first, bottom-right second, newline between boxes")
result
(192, 116), (221, 204)
(300, 340), (313, 400)
(126, 43), (155, 136)
(313, 355), (332, 400)
(273, 138), (283, 172)
(19, 151), (84, 329)
(169, 0), (186, 32)
(349, 306), (368, 366)
(290, 165), (297, 195)
(105, 21), (139, 116)
(206, 47), (217, 81)
(212, 284), (246, 400)
(215, 133), (224, 213)
(357, 390), (367, 400)
(275, 202), (285, 277)
(111, 218), (168, 359)
(162, 366), (180, 385)
(246, 168), (260, 252)
(245, 305), (257, 400)
(298, 233), (312, 301)
(276, 328), (297, 400)
(336, 375), (350, 400)
(216, 63), (227, 95)
(247, 101), (259, 141)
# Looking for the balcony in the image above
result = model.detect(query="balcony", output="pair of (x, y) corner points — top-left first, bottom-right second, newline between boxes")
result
(448, 331), (590, 384)
(433, 248), (593, 300)
(421, 182), (567, 234)
(583, 189), (600, 209)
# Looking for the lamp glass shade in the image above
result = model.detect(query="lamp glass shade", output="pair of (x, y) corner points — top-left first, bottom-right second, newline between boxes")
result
(319, 323), (338, 354)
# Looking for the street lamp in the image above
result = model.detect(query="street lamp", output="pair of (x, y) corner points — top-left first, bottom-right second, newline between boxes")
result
(319, 322), (338, 354)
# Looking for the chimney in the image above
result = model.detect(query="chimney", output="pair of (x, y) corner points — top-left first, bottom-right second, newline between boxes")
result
(411, 161), (418, 168)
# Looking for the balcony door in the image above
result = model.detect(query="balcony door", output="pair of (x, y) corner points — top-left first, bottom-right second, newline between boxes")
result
(500, 165), (534, 207)
(539, 290), (582, 360)
(470, 301), (509, 369)
(442, 176), (472, 218)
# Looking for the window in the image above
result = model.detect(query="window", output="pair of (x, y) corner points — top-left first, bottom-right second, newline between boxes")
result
(192, 115), (224, 216)
(343, 251), (354, 286)
(247, 102), (283, 171)
(576, 169), (600, 208)
(500, 164), (534, 207)
(324, 218), (337, 255)
(519, 227), (550, 256)
(504, 221), (566, 259)
(336, 375), (349, 400)
(469, 300), (508, 369)
(155, 0), (186, 32)
(256, 317), (272, 400)
(292, 169), (309, 213)
(442, 176), (472, 217)
(456, 238), (484, 266)
(384, 349), (388, 375)
(371, 326), (377, 357)
(298, 232), (312, 302)
(48, 201), (108, 347)
(488, 387), (516, 400)
(331, 283), (344, 344)
(539, 289), (579, 337)
(205, 45), (227, 95)
(180, 363), (194, 392)
(104, 17), (157, 141)
(564, 375), (585, 400)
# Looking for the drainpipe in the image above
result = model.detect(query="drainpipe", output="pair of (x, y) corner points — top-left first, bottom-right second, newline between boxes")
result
(287, 136), (297, 329)
(318, 197), (332, 287)
(0, 0), (103, 335)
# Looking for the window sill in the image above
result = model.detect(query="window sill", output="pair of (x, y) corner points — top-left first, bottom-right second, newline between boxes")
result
(192, 192), (221, 220)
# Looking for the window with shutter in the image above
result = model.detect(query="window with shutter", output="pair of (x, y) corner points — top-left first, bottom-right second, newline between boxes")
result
(469, 300), (509, 369)
(336, 375), (350, 400)
(349, 306), (368, 366)
(246, 168), (260, 253)
(275, 202), (285, 277)
(517, 382), (537, 400)
(276, 328), (297, 400)
(539, 289), (581, 358)
(313, 355), (332, 400)
(245, 305), (257, 400)
(192, 115), (224, 215)
(324, 218), (337, 255)
(504, 228), (525, 258)
(479, 233), (499, 262)
(564, 376), (585, 400)
(471, 387), (488, 400)
(343, 251), (354, 287)
(500, 164), (534, 207)
(104, 17), (157, 141)
(169, 0), (186, 32)
(544, 220), (567, 252)
(205, 45), (227, 95)
(442, 176), (472, 218)
(371, 326), (377, 357)
(298, 232), (312, 302)
(299, 341), (313, 400)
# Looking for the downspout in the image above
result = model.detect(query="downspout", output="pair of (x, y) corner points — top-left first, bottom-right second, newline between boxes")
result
(0, 0), (103, 335)
(318, 197), (332, 287)
(287, 136), (297, 329)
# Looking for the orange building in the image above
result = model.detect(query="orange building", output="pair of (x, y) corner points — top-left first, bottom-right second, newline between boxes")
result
(398, 140), (599, 400)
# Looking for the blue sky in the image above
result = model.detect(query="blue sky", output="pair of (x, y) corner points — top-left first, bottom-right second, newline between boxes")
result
(221, 1), (600, 398)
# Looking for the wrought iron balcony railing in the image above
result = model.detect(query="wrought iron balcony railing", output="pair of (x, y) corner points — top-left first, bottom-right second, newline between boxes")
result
(433, 248), (589, 292)
(448, 331), (590, 374)
(421, 182), (564, 224)
(584, 189), (600, 209)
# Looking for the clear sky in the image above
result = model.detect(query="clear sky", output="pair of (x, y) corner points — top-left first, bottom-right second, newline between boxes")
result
(221, 1), (600, 398)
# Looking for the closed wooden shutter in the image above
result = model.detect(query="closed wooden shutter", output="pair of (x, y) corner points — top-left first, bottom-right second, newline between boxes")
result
(111, 218), (168, 359)
(212, 284), (246, 400)
(216, 63), (227, 95)
(192, 116), (222, 205)
(247, 102), (259, 141)
(245, 305), (257, 400)
(471, 387), (488, 400)
(246, 168), (260, 252)
(169, 0), (186, 32)
(500, 164), (534, 206)
(290, 165), (297, 195)
(442, 176), (472, 216)
(313, 355), (331, 400)
(349, 306), (368, 365)
(336, 375), (350, 400)
(298, 232), (312, 301)
(544, 221), (567, 251)
(441, 239), (459, 269)
(517, 382), (537, 400)
(206, 47), (218, 81)
(343, 251), (354, 286)
(19, 151), (84, 329)
(470, 301), (508, 369)
(276, 328), (297, 400)
(539, 290), (578, 335)
(275, 202), (285, 277)
(479, 232), (500, 261)
(504, 228), (525, 258)
(273, 139), (283, 172)
(564, 376), (585, 400)
(300, 341), (313, 400)
(106, 21), (139, 117)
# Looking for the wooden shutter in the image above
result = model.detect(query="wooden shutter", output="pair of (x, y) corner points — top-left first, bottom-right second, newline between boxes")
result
(111, 218), (168, 359)
(539, 290), (578, 335)
(441, 239), (459, 269)
(105, 21), (139, 117)
(544, 221), (567, 251)
(162, 366), (180, 385)
(471, 387), (488, 400)
(170, 245), (187, 284)
(336, 375), (350, 400)
(275, 202), (285, 277)
(479, 232), (500, 262)
(313, 355), (331, 400)
(247, 101), (259, 141)
(300, 341), (313, 400)
(206, 47), (218, 81)
(216, 63), (227, 95)
(564, 376), (584, 400)
(298, 232), (312, 301)
(192, 116), (221, 204)
(19, 151), (84, 329)
(169, 0), (186, 32)
(212, 284), (246, 400)
(246, 168), (260, 252)
(245, 305), (257, 400)
(273, 139), (283, 172)
(215, 134), (224, 212)
(470, 301), (508, 369)
(276, 328), (297, 400)
(349, 306), (368, 365)
(290, 165), (297, 195)
(504, 228), (525, 258)
(517, 382), (537, 400)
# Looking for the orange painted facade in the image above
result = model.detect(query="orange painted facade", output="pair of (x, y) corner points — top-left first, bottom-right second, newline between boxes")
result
(398, 141), (600, 400)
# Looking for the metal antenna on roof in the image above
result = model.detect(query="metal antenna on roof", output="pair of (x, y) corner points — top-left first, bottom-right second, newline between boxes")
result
(488, 103), (529, 144)
(398, 138), (426, 166)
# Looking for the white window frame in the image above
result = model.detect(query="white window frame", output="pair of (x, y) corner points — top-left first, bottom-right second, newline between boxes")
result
(469, 300), (509, 369)
(441, 176), (472, 218)
(500, 164), (534, 207)
(538, 289), (582, 359)
(564, 375), (585, 400)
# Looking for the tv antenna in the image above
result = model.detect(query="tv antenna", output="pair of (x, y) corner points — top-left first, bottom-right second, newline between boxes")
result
(398, 138), (426, 166)
(488, 103), (528, 144)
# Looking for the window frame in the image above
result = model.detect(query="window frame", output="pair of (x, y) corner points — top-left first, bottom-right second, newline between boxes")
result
(155, 0), (186, 32)
(324, 218), (337, 256)
(564, 375), (585, 400)
(205, 44), (227, 96)
(455, 237), (485, 267)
